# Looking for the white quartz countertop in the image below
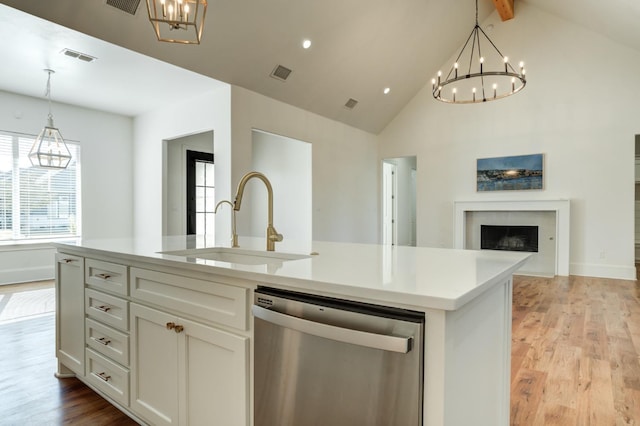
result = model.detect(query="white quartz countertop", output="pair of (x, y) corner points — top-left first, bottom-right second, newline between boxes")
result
(53, 236), (530, 311)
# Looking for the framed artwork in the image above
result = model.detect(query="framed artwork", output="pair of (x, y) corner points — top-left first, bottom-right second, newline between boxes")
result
(477, 153), (543, 191)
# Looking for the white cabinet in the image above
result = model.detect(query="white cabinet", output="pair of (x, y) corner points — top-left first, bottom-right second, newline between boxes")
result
(55, 252), (85, 377)
(130, 303), (248, 426)
(54, 251), (251, 425)
(84, 259), (131, 407)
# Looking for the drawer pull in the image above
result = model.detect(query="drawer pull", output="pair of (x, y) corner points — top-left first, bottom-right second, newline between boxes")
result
(97, 372), (111, 382)
(96, 305), (111, 313)
(174, 325), (184, 334)
(96, 337), (111, 346)
(95, 273), (112, 280)
(61, 258), (74, 264)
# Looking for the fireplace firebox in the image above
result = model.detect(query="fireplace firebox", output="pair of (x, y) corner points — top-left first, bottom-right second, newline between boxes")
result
(481, 225), (538, 253)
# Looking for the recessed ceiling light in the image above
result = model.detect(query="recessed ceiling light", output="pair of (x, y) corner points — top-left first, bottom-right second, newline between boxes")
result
(383, 87), (391, 95)
(302, 39), (312, 49)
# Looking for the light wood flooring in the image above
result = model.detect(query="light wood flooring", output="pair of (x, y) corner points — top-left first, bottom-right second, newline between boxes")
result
(511, 274), (640, 425)
(1, 276), (640, 425)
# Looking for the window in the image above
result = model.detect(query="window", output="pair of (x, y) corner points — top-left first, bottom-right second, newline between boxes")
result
(186, 150), (214, 235)
(0, 130), (80, 241)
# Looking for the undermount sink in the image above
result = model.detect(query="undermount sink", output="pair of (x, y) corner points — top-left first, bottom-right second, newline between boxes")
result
(158, 247), (311, 265)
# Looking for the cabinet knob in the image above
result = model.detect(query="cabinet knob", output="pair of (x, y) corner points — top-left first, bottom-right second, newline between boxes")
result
(166, 322), (176, 330)
(174, 325), (184, 334)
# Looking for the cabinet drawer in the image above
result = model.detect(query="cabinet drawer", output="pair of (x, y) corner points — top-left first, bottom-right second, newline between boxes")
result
(130, 268), (247, 330)
(86, 318), (129, 367)
(86, 259), (128, 296)
(86, 289), (129, 332)
(86, 348), (129, 407)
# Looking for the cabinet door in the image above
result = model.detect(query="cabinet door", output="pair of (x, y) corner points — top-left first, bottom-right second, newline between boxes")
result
(179, 318), (249, 426)
(55, 253), (85, 377)
(130, 303), (179, 426)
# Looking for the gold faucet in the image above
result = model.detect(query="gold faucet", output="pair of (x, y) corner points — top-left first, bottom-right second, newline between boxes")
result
(214, 200), (239, 248)
(233, 171), (283, 251)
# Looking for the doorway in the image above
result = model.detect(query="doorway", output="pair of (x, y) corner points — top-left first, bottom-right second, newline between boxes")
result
(163, 131), (214, 236)
(248, 129), (312, 245)
(382, 156), (417, 246)
(635, 135), (640, 274)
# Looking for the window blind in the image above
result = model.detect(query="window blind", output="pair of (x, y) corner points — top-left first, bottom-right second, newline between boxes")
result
(0, 130), (80, 241)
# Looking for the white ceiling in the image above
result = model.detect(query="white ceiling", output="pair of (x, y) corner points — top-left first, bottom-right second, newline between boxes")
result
(0, 0), (639, 134)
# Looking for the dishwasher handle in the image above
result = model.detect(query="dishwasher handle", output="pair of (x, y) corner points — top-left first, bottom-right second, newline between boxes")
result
(252, 305), (413, 354)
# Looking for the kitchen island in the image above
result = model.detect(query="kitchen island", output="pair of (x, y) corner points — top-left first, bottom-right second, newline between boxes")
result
(53, 235), (529, 426)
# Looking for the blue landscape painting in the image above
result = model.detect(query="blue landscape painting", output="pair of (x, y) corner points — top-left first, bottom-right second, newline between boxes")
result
(477, 154), (543, 191)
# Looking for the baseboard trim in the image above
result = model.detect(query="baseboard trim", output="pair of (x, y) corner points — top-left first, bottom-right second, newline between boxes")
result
(570, 262), (636, 280)
(0, 266), (55, 286)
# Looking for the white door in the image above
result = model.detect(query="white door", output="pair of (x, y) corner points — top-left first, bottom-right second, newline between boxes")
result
(382, 162), (397, 245)
(179, 318), (249, 426)
(130, 303), (179, 426)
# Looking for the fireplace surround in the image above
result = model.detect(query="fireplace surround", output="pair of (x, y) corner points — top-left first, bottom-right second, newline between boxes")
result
(454, 200), (570, 276)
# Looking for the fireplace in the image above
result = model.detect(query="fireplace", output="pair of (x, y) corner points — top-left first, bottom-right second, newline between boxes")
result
(454, 200), (571, 276)
(481, 225), (538, 253)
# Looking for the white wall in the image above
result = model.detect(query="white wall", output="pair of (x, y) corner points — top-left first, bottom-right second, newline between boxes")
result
(231, 86), (379, 244)
(250, 129), (312, 246)
(378, 3), (640, 279)
(0, 90), (133, 284)
(133, 84), (231, 242)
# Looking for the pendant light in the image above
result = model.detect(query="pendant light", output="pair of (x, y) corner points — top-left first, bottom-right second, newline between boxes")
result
(29, 69), (72, 169)
(146, 0), (208, 44)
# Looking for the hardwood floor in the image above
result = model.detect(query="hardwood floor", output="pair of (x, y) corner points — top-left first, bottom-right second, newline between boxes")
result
(0, 292), (137, 425)
(511, 274), (640, 425)
(2, 275), (639, 425)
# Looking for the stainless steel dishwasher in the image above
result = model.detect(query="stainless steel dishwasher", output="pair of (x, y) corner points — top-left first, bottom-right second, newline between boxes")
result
(253, 287), (425, 426)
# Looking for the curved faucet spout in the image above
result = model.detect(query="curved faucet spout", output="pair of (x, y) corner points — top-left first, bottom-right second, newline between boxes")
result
(233, 171), (283, 251)
(214, 200), (239, 248)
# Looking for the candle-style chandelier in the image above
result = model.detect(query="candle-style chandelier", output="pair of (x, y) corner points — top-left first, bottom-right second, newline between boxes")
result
(432, 0), (526, 104)
(146, 0), (207, 44)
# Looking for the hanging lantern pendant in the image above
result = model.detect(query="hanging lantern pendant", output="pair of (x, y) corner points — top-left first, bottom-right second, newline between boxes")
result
(28, 69), (72, 169)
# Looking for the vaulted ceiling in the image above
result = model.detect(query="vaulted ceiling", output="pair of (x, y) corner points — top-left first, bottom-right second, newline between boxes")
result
(0, 0), (639, 134)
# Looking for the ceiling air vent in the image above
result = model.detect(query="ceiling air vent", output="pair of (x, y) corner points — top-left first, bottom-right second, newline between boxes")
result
(106, 0), (141, 15)
(344, 98), (359, 109)
(61, 48), (97, 63)
(270, 65), (293, 82)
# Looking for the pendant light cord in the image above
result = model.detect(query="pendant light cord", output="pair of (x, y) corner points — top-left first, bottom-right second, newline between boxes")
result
(45, 69), (53, 119)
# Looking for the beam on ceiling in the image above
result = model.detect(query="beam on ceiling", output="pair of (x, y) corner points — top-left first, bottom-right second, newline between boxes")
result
(492, 0), (514, 21)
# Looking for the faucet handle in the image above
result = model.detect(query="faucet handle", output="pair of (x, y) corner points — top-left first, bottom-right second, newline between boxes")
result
(270, 232), (283, 242)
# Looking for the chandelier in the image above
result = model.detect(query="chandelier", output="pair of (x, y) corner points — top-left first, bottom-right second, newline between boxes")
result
(28, 69), (72, 169)
(146, 0), (207, 44)
(432, 0), (526, 104)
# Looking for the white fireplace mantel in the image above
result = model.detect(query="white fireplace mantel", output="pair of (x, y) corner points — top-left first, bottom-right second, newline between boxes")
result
(454, 200), (570, 276)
